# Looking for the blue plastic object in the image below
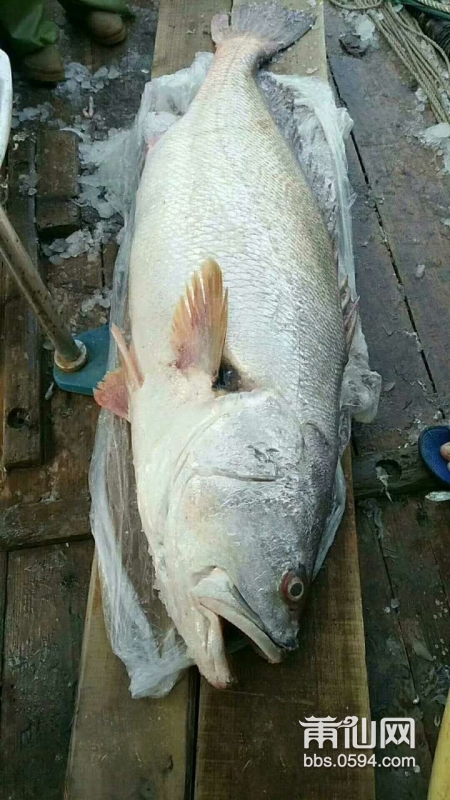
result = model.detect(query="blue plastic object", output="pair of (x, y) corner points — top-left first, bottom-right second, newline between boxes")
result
(53, 325), (110, 396)
(418, 426), (450, 486)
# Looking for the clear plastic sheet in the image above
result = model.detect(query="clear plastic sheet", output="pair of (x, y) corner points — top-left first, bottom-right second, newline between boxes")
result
(87, 54), (381, 698)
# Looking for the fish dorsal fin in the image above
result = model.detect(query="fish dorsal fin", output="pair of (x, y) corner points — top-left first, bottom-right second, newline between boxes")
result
(172, 259), (228, 379)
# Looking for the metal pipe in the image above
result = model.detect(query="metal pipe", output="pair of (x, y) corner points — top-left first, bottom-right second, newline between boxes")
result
(0, 205), (88, 370)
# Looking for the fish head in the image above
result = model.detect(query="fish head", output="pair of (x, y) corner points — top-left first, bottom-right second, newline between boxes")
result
(163, 388), (337, 688)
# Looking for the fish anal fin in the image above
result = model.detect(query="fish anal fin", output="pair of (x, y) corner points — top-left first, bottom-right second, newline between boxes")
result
(171, 259), (228, 379)
(94, 368), (129, 420)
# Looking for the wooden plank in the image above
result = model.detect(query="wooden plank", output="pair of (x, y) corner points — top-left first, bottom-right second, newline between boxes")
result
(196, 453), (374, 800)
(0, 540), (93, 800)
(356, 502), (433, 800)
(66, 556), (195, 800)
(0, 264), (102, 517)
(0, 550), (7, 668)
(0, 495), (91, 550)
(372, 497), (450, 755)
(2, 137), (41, 470)
(327, 6), (449, 422)
(420, 500), (450, 608)
(353, 444), (438, 500)
(151, 0), (225, 77)
(36, 130), (81, 239)
(345, 140), (438, 455)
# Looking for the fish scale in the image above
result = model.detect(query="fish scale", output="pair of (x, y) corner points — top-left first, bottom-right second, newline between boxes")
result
(130, 44), (344, 418)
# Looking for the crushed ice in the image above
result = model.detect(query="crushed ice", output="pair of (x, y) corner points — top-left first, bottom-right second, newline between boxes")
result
(341, 11), (379, 49)
(404, 42), (450, 173)
(55, 62), (122, 98)
(42, 222), (114, 264)
(354, 15), (376, 43)
(81, 287), (111, 314)
(11, 102), (53, 129)
(417, 122), (450, 173)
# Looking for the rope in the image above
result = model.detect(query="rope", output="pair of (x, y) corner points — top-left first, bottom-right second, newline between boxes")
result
(328, 0), (450, 123)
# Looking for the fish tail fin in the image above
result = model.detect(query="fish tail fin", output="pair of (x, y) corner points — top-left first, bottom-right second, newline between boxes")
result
(171, 259), (228, 380)
(211, 2), (315, 59)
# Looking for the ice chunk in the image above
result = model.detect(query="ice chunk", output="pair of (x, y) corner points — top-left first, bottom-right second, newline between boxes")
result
(12, 103), (53, 126)
(415, 263), (426, 278)
(93, 66), (109, 80)
(51, 238), (69, 253)
(354, 15), (376, 43)
(423, 122), (450, 145)
(426, 491), (450, 502)
(415, 88), (427, 104)
(55, 61), (120, 98)
(81, 287), (112, 313)
(416, 122), (450, 175)
(108, 65), (121, 80)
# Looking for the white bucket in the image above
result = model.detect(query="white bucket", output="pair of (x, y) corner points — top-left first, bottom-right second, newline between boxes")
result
(0, 50), (12, 171)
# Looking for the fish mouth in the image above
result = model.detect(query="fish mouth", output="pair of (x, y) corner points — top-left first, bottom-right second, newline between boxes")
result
(192, 568), (285, 666)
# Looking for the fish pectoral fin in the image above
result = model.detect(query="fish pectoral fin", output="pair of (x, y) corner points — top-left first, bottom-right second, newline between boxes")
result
(111, 323), (143, 391)
(171, 259), (228, 380)
(94, 324), (144, 420)
(94, 368), (130, 420)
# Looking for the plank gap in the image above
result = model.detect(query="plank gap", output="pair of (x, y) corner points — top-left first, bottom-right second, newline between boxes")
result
(184, 668), (201, 800)
(0, 551), (8, 726)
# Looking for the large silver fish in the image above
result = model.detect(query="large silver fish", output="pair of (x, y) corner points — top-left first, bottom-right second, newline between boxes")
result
(96, 2), (352, 688)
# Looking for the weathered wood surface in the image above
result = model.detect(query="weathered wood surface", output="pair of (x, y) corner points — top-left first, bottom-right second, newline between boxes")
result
(0, 541), (93, 800)
(344, 137), (439, 455)
(422, 500), (450, 608)
(0, 3), (104, 519)
(358, 497), (450, 765)
(0, 5), (116, 799)
(3, 137), (41, 470)
(356, 501), (433, 800)
(353, 444), (438, 500)
(0, 550), (7, 662)
(151, 0), (221, 77)
(328, 28), (450, 799)
(327, 5), (446, 435)
(67, 1), (373, 799)
(0, 495), (91, 550)
(371, 498), (450, 755)
(66, 556), (195, 800)
(36, 130), (81, 239)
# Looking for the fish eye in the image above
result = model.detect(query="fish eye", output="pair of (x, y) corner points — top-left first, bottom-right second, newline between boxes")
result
(281, 567), (308, 606)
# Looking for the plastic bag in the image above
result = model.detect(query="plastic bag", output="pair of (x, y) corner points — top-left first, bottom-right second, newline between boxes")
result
(86, 53), (381, 698)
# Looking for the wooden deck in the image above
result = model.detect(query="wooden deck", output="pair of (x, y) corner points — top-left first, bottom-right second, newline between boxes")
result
(0, 0), (449, 798)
